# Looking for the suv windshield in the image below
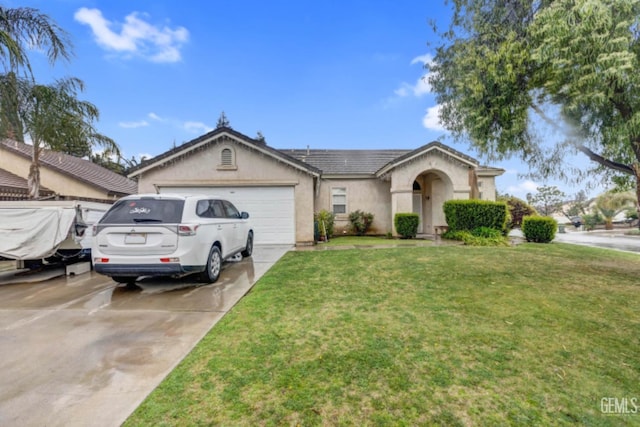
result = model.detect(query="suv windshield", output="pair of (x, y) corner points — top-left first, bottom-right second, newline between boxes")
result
(100, 199), (185, 224)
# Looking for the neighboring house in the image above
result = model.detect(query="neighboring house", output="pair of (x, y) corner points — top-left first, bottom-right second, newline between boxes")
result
(129, 127), (504, 246)
(0, 139), (137, 202)
(0, 167), (56, 200)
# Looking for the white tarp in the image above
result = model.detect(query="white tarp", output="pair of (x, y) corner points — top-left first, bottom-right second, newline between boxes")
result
(0, 208), (76, 260)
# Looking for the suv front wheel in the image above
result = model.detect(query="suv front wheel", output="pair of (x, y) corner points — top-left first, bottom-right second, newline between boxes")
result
(241, 231), (253, 257)
(200, 245), (222, 283)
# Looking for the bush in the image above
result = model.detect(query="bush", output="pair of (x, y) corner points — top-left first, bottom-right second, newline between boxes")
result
(443, 227), (509, 246)
(522, 216), (557, 243)
(348, 210), (374, 235)
(500, 196), (538, 229)
(394, 213), (419, 238)
(314, 210), (335, 239)
(472, 226), (503, 239)
(443, 200), (508, 232)
(583, 212), (603, 231)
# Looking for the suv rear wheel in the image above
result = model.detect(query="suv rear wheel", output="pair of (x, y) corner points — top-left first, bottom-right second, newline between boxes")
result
(200, 245), (222, 283)
(241, 231), (253, 257)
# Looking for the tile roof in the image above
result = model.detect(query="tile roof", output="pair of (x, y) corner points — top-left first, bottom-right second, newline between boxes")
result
(0, 168), (31, 190)
(127, 128), (496, 178)
(283, 149), (410, 175)
(285, 142), (480, 175)
(0, 139), (137, 196)
(0, 168), (55, 199)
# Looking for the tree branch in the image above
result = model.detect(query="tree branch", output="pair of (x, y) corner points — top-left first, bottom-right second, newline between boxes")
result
(530, 102), (635, 175)
(576, 145), (634, 175)
(530, 103), (564, 132)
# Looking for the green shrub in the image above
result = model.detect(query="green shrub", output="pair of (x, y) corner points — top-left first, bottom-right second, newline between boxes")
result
(583, 212), (603, 231)
(442, 228), (509, 246)
(522, 216), (557, 243)
(472, 226), (503, 239)
(394, 213), (419, 238)
(443, 200), (508, 232)
(348, 210), (374, 235)
(314, 210), (335, 239)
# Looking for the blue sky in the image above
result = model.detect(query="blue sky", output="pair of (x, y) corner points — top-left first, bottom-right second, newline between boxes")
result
(12, 0), (604, 199)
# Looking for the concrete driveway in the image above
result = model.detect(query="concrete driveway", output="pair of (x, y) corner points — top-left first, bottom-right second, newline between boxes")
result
(0, 244), (290, 427)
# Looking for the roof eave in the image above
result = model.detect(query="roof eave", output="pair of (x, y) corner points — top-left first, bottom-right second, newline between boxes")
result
(476, 167), (506, 177)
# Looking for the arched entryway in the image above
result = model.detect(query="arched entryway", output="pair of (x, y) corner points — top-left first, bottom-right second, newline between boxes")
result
(412, 170), (453, 234)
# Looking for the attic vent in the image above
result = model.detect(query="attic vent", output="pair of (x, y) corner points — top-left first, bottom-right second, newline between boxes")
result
(221, 148), (233, 166)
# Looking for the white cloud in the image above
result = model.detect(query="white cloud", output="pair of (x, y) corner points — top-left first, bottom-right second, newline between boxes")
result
(183, 121), (213, 134)
(118, 120), (149, 128)
(394, 76), (431, 98)
(393, 54), (434, 99)
(422, 105), (445, 131)
(74, 8), (189, 63)
(410, 54), (434, 66)
(148, 112), (162, 121)
(506, 180), (540, 196)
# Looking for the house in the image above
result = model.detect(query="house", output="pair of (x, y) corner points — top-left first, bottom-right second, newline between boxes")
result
(0, 139), (137, 202)
(0, 167), (55, 200)
(128, 127), (504, 246)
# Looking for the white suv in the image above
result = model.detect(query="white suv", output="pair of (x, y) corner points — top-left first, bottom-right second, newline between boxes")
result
(92, 194), (253, 284)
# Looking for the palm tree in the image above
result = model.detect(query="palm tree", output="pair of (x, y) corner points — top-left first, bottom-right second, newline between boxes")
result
(0, 7), (119, 198)
(20, 77), (120, 198)
(595, 191), (636, 230)
(0, 6), (72, 142)
(0, 6), (72, 76)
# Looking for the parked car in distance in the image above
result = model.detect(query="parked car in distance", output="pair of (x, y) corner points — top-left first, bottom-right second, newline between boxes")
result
(92, 193), (253, 284)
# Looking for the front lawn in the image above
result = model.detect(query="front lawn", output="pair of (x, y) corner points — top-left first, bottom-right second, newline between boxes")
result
(126, 243), (639, 426)
(319, 235), (432, 247)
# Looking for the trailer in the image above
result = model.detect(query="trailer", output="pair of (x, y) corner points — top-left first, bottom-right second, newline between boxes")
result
(0, 200), (112, 271)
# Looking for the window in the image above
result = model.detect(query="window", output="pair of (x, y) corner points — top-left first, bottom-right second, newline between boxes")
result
(100, 199), (184, 224)
(222, 200), (241, 218)
(332, 187), (346, 214)
(196, 200), (224, 218)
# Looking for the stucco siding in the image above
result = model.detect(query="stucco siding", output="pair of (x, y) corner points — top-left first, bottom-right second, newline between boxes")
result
(389, 154), (472, 194)
(478, 177), (497, 201)
(0, 149), (114, 200)
(316, 178), (392, 235)
(135, 140), (316, 244)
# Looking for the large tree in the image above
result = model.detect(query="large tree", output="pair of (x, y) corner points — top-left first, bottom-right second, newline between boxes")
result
(19, 77), (119, 198)
(429, 0), (640, 223)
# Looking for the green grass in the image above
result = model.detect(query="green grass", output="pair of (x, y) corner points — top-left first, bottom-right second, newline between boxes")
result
(126, 243), (640, 426)
(320, 235), (431, 247)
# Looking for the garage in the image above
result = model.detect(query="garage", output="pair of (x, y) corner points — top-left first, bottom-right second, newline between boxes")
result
(159, 185), (295, 245)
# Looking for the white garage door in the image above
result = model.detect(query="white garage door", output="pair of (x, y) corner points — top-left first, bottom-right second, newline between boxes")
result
(159, 186), (295, 245)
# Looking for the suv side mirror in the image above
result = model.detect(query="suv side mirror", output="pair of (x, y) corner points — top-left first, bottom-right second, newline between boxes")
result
(241, 211), (250, 219)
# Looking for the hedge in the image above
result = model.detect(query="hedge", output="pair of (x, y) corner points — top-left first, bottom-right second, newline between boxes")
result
(394, 213), (419, 238)
(443, 200), (508, 232)
(522, 216), (557, 243)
